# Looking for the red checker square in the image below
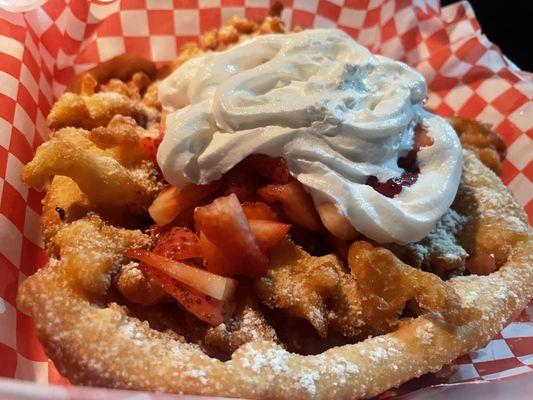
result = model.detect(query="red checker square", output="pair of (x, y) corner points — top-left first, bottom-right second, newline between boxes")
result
(396, 0), (413, 11)
(16, 310), (48, 362)
(40, 25), (63, 57)
(96, 13), (123, 37)
(522, 160), (533, 183)
(200, 8), (221, 32)
(41, 0), (67, 21)
(497, 69), (521, 85)
(362, 7), (379, 27)
(16, 86), (38, 122)
(400, 28), (422, 52)
(0, 254), (18, 307)
(245, 8), (269, 22)
(461, 65), (493, 89)
(495, 119), (523, 147)
(0, 54), (22, 78)
(0, 343), (17, 378)
(121, 0), (147, 9)
(70, 0), (90, 21)
(317, 1), (341, 22)
(76, 41), (100, 65)
(428, 48), (452, 71)
(429, 75), (459, 93)
(22, 51), (40, 83)
(499, 159), (519, 186)
(38, 91), (53, 118)
(0, 20), (26, 42)
(458, 93), (487, 119)
(525, 200), (533, 226)
(339, 26), (360, 40)
(26, 188), (44, 215)
(433, 102), (455, 118)
(344, 0), (370, 9)
(455, 37), (486, 65)
(148, 10), (175, 35)
(0, 96), (17, 124)
(174, 0), (199, 7)
(455, 353), (472, 365)
(292, 10), (315, 29)
(62, 35), (83, 57)
(492, 87), (529, 116)
(221, 0), (244, 5)
(9, 128), (34, 165)
(0, 182), (26, 232)
(48, 360), (71, 386)
(381, 19), (397, 43)
(0, 145), (8, 179)
(124, 37), (151, 58)
(506, 337), (533, 358)
(176, 35), (200, 51)
(20, 238), (47, 278)
(277, 0), (293, 8)
(474, 357), (523, 377)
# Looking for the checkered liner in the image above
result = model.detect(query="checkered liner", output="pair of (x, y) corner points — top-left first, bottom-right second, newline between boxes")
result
(0, 0), (531, 398)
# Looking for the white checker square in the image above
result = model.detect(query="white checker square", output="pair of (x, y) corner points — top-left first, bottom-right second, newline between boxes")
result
(506, 135), (533, 170)
(6, 153), (28, 200)
(338, 8), (366, 29)
(314, 15), (336, 29)
(96, 37), (126, 61)
(15, 354), (49, 383)
(23, 7), (53, 36)
(23, 207), (43, 248)
(13, 104), (35, 145)
(368, 0), (382, 8)
(173, 9), (200, 35)
(447, 19), (475, 44)
(477, 50), (507, 73)
(518, 355), (533, 365)
(34, 110), (48, 145)
(483, 366), (532, 381)
(0, 299), (16, 349)
(379, 36), (403, 59)
(150, 36), (177, 62)
(357, 26), (380, 48)
(120, 10), (149, 36)
(56, 48), (78, 70)
(439, 55), (472, 78)
(199, 0), (221, 8)
(475, 104), (505, 128)
(52, 82), (67, 100)
(0, 71), (19, 101)
(476, 77), (512, 103)
(406, 42), (430, 65)
(24, 35), (41, 68)
(470, 339), (514, 363)
(245, 0), (269, 7)
(221, 7), (244, 24)
(418, 18), (441, 39)
(394, 6), (417, 35)
(0, 117), (12, 149)
(448, 363), (480, 382)
(73, 63), (96, 75)
(380, 0), (395, 23)
(281, 8), (292, 27)
(38, 72), (54, 107)
(507, 174), (533, 207)
(508, 102), (533, 133)
(87, 0), (120, 24)
(0, 35), (24, 59)
(425, 93), (442, 111)
(0, 215), (23, 266)
(443, 84), (474, 112)
(38, 42), (55, 71)
(64, 9), (86, 41)
(19, 65), (38, 103)
(146, 0), (173, 9)
(293, 0), (318, 13)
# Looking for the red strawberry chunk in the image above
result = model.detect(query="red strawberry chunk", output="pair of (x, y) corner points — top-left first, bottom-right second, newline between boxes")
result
(198, 232), (234, 276)
(248, 219), (291, 251)
(242, 202), (279, 221)
(245, 154), (290, 183)
(151, 226), (200, 261)
(194, 194), (268, 278)
(258, 180), (323, 232)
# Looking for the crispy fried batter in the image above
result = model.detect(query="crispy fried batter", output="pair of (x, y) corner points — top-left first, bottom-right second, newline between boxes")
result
(21, 126), (161, 212)
(348, 241), (478, 331)
(449, 116), (506, 174)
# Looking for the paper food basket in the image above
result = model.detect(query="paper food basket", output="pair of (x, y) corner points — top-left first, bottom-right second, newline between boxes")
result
(0, 0), (531, 399)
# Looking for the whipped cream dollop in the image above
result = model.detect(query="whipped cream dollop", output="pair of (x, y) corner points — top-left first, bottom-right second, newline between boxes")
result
(157, 29), (462, 244)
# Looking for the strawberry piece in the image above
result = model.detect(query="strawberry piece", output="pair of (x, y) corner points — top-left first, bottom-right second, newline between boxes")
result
(242, 202), (279, 221)
(149, 181), (221, 226)
(248, 219), (291, 251)
(139, 262), (235, 325)
(245, 154), (290, 183)
(198, 232), (234, 276)
(151, 226), (200, 261)
(221, 167), (261, 202)
(258, 180), (323, 232)
(194, 194), (268, 277)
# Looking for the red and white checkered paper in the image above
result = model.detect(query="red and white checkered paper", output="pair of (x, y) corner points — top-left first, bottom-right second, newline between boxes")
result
(0, 0), (531, 398)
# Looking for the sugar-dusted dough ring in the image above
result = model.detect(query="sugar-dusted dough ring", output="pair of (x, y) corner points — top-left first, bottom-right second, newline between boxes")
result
(17, 150), (533, 399)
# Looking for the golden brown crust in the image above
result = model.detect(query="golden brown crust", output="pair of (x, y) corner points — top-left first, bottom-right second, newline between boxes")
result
(18, 151), (533, 399)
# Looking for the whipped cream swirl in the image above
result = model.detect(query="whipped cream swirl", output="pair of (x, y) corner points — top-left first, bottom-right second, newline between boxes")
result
(157, 29), (462, 244)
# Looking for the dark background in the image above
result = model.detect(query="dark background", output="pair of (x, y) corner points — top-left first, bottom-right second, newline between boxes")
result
(442, 0), (531, 71)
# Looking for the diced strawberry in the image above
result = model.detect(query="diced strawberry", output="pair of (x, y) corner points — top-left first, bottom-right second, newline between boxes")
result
(248, 219), (291, 251)
(221, 167), (261, 202)
(151, 226), (200, 261)
(242, 202), (279, 221)
(198, 232), (234, 276)
(258, 180), (323, 232)
(138, 262), (235, 325)
(245, 154), (290, 183)
(149, 181), (221, 226)
(194, 194), (268, 277)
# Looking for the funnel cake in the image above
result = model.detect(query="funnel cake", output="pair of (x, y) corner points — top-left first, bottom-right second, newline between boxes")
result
(17, 13), (532, 400)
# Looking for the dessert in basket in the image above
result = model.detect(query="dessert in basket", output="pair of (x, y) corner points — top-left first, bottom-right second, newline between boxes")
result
(17, 12), (532, 400)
